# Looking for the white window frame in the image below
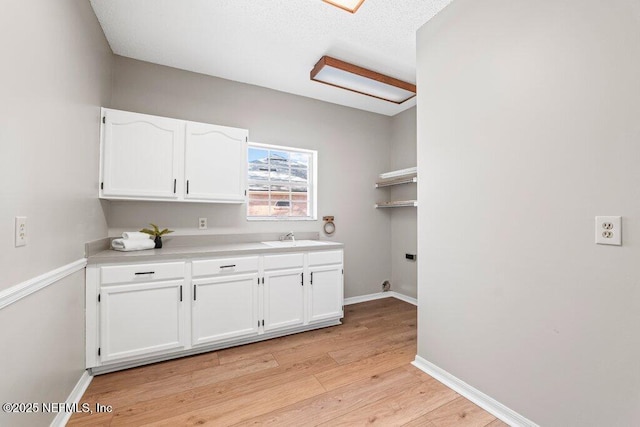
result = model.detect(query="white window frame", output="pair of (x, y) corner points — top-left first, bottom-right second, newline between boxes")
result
(246, 142), (318, 221)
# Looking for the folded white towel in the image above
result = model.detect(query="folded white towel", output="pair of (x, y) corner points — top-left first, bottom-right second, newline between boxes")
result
(122, 231), (151, 240)
(111, 238), (156, 252)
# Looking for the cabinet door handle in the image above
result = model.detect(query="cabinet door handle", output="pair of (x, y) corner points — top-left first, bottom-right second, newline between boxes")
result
(179, 285), (183, 302)
(134, 271), (155, 275)
(301, 272), (303, 286)
(193, 284), (197, 301)
(186, 180), (190, 194)
(173, 179), (177, 194)
(311, 272), (313, 285)
(219, 264), (236, 269)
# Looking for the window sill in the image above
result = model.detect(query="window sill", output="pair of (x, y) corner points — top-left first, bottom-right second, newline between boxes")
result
(247, 216), (317, 222)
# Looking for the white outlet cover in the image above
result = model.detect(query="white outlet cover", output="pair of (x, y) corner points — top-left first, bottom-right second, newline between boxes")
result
(15, 216), (27, 247)
(595, 216), (621, 246)
(199, 217), (207, 230)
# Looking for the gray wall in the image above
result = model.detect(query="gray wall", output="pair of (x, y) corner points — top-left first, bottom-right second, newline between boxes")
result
(108, 56), (393, 298)
(417, 0), (640, 425)
(390, 108), (417, 298)
(0, 0), (112, 425)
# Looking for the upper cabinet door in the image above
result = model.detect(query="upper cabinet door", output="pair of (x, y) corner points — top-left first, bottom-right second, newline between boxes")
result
(101, 109), (183, 199)
(184, 122), (247, 203)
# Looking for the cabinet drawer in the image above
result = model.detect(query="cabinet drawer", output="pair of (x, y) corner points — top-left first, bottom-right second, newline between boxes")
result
(309, 250), (343, 266)
(192, 256), (259, 277)
(263, 253), (304, 270)
(101, 262), (185, 285)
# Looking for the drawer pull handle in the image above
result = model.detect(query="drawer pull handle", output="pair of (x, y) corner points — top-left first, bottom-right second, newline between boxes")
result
(220, 264), (236, 269)
(134, 271), (155, 275)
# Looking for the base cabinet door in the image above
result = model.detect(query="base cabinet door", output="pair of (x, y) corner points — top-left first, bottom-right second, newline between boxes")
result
(263, 268), (305, 332)
(192, 273), (259, 346)
(308, 265), (344, 323)
(100, 281), (186, 363)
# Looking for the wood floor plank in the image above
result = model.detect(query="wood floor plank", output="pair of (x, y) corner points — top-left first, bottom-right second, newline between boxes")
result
(272, 321), (415, 366)
(402, 363), (440, 382)
(342, 299), (412, 325)
(68, 299), (498, 426)
(314, 344), (417, 391)
(74, 354), (279, 412)
(317, 375), (459, 426)
(401, 396), (498, 427)
(84, 351), (220, 395)
(327, 327), (416, 365)
(344, 310), (417, 333)
(143, 375), (326, 426)
(217, 323), (369, 365)
(103, 354), (337, 426)
(485, 418), (511, 426)
(234, 367), (422, 426)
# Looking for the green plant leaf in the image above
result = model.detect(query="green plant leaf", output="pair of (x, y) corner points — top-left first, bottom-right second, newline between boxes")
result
(139, 228), (155, 235)
(149, 223), (160, 233)
(158, 228), (174, 236)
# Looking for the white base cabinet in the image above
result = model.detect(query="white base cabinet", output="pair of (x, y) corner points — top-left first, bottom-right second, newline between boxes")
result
(191, 256), (260, 346)
(192, 274), (259, 345)
(308, 265), (344, 324)
(86, 249), (343, 373)
(263, 269), (305, 332)
(308, 249), (344, 324)
(100, 280), (187, 363)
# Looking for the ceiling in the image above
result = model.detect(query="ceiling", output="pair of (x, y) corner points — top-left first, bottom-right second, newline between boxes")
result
(90, 0), (453, 116)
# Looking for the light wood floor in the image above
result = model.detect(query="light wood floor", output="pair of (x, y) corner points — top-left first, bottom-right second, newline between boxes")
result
(69, 298), (506, 426)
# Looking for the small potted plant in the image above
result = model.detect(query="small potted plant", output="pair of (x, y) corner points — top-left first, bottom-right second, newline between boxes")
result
(140, 223), (173, 249)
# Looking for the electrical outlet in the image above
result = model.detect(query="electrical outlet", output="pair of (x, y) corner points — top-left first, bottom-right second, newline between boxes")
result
(199, 218), (207, 230)
(15, 216), (27, 247)
(595, 216), (621, 246)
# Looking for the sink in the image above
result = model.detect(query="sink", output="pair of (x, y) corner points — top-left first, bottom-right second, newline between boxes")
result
(261, 240), (331, 248)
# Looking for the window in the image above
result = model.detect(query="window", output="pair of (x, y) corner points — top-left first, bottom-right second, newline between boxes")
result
(247, 143), (317, 220)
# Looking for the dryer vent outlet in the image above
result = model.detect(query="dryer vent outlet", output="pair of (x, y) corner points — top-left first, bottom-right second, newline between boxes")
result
(382, 280), (391, 292)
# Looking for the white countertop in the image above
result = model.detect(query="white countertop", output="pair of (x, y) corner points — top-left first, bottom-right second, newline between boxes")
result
(88, 239), (344, 264)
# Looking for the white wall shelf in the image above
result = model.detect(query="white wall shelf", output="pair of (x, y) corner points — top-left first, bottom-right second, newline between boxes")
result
(375, 167), (417, 208)
(375, 173), (417, 188)
(375, 200), (418, 208)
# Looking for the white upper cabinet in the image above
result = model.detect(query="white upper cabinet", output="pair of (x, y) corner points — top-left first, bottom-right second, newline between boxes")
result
(101, 109), (183, 199)
(184, 122), (247, 202)
(99, 108), (248, 204)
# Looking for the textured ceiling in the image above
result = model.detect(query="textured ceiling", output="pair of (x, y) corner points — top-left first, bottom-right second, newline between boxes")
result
(90, 0), (453, 116)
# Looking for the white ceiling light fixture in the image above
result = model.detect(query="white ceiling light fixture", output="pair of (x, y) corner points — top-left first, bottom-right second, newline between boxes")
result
(322, 0), (366, 14)
(310, 56), (417, 104)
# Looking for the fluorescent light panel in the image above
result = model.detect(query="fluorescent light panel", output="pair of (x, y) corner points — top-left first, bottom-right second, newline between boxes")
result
(322, 0), (366, 13)
(310, 56), (416, 104)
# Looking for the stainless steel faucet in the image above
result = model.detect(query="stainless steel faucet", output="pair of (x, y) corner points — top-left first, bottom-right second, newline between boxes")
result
(281, 232), (295, 242)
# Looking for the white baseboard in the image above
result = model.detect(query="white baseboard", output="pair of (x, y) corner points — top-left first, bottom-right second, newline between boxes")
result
(412, 356), (538, 427)
(50, 371), (93, 427)
(389, 291), (417, 306)
(0, 258), (87, 310)
(344, 291), (417, 306)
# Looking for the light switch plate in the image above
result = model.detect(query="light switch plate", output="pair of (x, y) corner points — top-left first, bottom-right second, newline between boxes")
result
(15, 216), (27, 247)
(595, 216), (621, 246)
